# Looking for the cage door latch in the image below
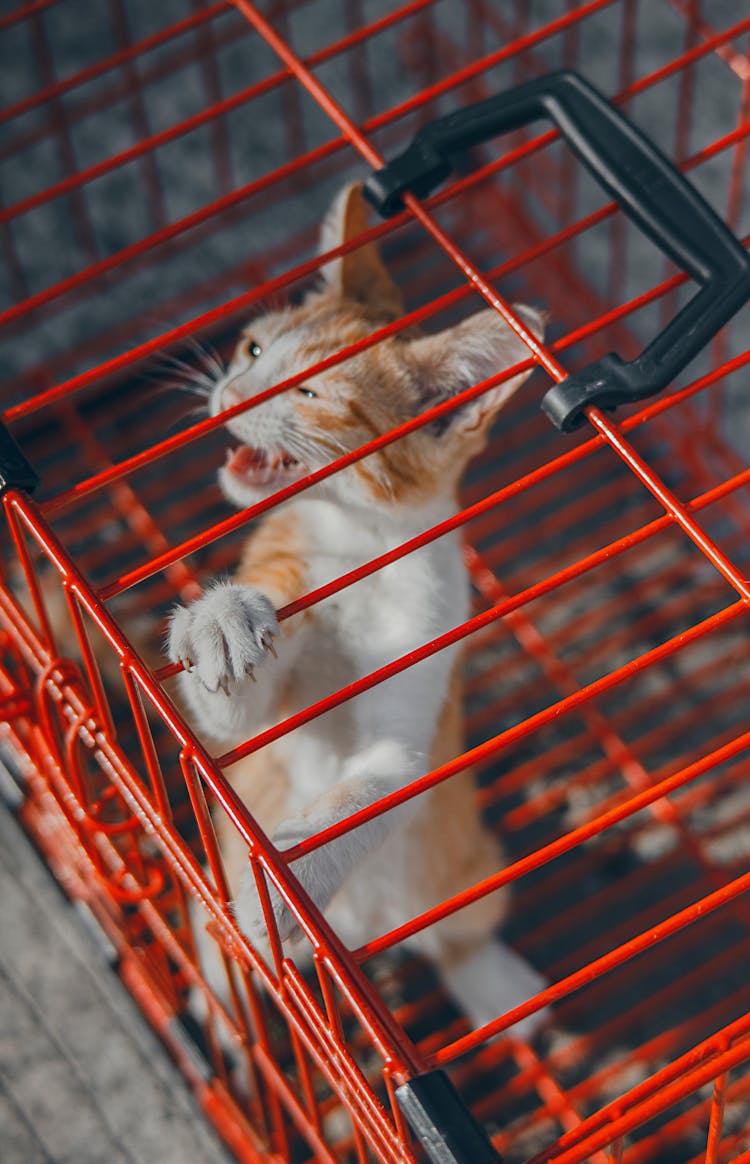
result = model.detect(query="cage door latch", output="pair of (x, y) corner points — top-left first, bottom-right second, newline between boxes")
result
(363, 70), (750, 432)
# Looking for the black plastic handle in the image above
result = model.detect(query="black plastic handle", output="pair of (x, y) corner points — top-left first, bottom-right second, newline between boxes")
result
(363, 70), (750, 431)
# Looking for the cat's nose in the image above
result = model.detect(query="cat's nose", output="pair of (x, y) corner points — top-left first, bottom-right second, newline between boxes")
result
(221, 381), (244, 409)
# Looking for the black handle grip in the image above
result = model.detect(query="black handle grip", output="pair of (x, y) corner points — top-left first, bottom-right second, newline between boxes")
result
(363, 70), (750, 431)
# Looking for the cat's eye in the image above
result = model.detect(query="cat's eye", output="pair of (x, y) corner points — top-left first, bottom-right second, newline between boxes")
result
(245, 339), (262, 358)
(297, 387), (317, 399)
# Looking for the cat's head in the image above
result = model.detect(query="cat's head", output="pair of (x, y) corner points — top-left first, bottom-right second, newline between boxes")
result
(210, 182), (543, 512)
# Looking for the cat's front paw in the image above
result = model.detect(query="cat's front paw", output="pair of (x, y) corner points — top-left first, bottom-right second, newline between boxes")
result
(233, 860), (302, 950)
(234, 825), (335, 951)
(167, 582), (279, 693)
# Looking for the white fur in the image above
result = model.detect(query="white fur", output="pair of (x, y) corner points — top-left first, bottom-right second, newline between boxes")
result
(167, 181), (549, 1040)
(169, 492), (467, 839)
(442, 940), (550, 1038)
(169, 492), (547, 1037)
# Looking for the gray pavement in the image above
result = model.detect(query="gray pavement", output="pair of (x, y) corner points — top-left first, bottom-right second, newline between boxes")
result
(0, 784), (231, 1164)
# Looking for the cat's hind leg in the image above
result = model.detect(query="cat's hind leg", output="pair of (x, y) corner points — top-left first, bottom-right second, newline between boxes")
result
(401, 770), (551, 1041)
(234, 739), (420, 948)
(438, 936), (550, 1039)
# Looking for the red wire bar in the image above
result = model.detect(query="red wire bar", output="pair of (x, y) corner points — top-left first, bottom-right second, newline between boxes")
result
(9, 105), (744, 531)
(96, 360), (551, 603)
(231, 0), (748, 380)
(47, 219), (743, 612)
(0, 0), (443, 232)
(585, 407), (750, 601)
(5, 4), (750, 1162)
(26, 198), (747, 582)
(0, 3), (233, 127)
(4, 18), (747, 426)
(3, 0), (741, 349)
(704, 1070), (729, 1164)
(524, 1022), (750, 1164)
(2, 488), (428, 1083)
(265, 577), (739, 780)
(670, 0), (750, 82)
(210, 440), (749, 755)
(157, 412), (750, 754)
(435, 867), (750, 1066)
(281, 365), (750, 625)
(0, 0), (438, 335)
(490, 936), (750, 1146)
(0, 0), (64, 31)
(342, 605), (749, 957)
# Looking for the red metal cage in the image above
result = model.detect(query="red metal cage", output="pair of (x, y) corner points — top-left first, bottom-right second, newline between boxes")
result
(2, 1), (750, 1161)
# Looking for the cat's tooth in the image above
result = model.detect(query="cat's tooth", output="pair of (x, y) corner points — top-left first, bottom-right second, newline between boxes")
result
(182, 656), (194, 673)
(245, 664), (257, 683)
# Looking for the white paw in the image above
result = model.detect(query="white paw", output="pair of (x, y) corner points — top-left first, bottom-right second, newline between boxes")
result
(167, 582), (279, 693)
(233, 859), (301, 950)
(234, 824), (338, 951)
(442, 939), (551, 1041)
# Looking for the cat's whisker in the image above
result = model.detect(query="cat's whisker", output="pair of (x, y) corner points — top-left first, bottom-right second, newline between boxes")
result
(140, 312), (226, 383)
(144, 349), (219, 409)
(147, 355), (213, 387)
(164, 182), (550, 1058)
(169, 371), (213, 393)
(182, 335), (226, 380)
(320, 435), (350, 458)
(290, 434), (348, 471)
(277, 430), (316, 463)
(183, 402), (212, 420)
(286, 428), (351, 467)
(145, 373), (212, 401)
(163, 378), (212, 401)
(160, 352), (216, 389)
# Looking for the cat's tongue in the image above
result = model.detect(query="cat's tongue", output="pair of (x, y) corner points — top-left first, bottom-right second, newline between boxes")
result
(225, 444), (298, 486)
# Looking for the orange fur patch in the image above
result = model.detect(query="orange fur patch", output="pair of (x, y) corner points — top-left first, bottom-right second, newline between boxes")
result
(412, 660), (508, 945)
(236, 511), (309, 611)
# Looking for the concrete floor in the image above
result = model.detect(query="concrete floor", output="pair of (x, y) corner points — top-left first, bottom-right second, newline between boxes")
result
(0, 783), (232, 1164)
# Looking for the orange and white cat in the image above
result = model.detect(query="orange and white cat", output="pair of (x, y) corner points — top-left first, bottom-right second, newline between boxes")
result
(168, 182), (547, 1035)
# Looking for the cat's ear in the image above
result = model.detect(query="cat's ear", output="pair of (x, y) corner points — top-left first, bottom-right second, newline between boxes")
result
(319, 182), (403, 317)
(409, 305), (544, 436)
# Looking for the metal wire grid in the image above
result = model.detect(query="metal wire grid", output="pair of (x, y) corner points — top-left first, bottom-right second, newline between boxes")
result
(1, 1), (750, 1161)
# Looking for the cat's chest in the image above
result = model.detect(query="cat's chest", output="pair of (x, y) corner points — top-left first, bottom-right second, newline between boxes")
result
(312, 551), (435, 650)
(300, 508), (467, 663)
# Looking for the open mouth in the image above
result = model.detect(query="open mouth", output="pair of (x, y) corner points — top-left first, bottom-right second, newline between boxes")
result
(223, 443), (303, 489)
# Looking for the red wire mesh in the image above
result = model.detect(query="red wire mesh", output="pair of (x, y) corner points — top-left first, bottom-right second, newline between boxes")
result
(2, 2), (750, 1162)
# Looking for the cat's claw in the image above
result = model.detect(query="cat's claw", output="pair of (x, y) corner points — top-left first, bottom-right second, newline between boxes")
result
(261, 632), (277, 659)
(167, 582), (279, 693)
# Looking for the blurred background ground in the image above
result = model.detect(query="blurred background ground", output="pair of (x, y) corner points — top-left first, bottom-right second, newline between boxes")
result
(0, 771), (231, 1164)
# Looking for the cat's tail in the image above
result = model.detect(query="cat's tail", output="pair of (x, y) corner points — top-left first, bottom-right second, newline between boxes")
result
(440, 938), (550, 1040)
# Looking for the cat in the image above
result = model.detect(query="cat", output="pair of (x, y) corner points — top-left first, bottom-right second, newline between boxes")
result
(168, 181), (548, 1037)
